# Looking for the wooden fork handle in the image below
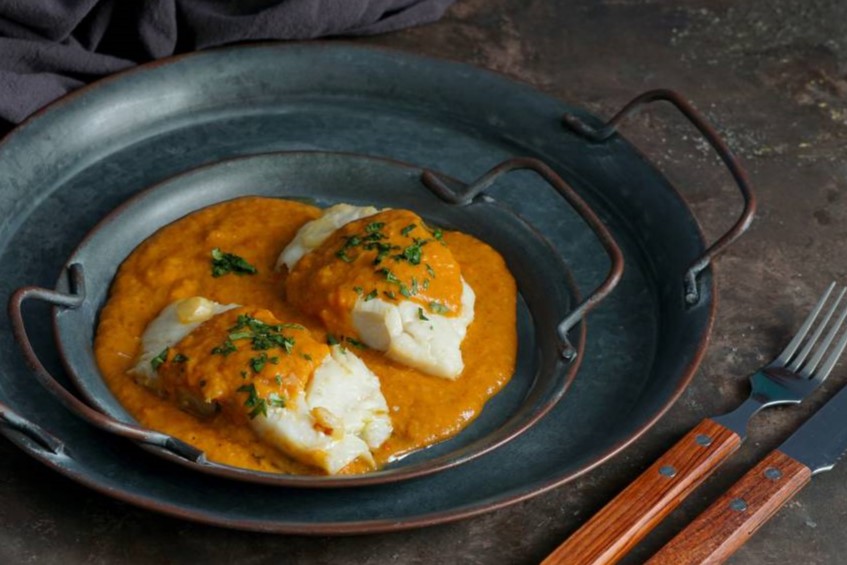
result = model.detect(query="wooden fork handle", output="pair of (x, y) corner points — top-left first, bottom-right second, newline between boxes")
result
(647, 450), (811, 564)
(542, 419), (742, 565)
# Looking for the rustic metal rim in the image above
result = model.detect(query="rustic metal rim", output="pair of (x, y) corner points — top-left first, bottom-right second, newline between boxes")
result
(38, 150), (596, 488)
(0, 42), (722, 533)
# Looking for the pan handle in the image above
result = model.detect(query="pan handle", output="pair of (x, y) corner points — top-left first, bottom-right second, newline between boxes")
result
(8, 263), (205, 463)
(421, 157), (625, 360)
(561, 89), (756, 306)
(0, 399), (66, 456)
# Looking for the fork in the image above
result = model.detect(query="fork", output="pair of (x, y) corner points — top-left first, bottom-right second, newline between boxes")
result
(543, 282), (847, 565)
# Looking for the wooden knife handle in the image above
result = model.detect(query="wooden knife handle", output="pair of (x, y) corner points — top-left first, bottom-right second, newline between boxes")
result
(646, 450), (812, 565)
(542, 419), (742, 565)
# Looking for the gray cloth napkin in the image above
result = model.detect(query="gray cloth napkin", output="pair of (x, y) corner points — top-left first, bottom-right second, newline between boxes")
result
(0, 0), (455, 130)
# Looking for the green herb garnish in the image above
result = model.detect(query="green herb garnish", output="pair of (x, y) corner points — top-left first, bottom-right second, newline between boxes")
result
(429, 301), (451, 315)
(211, 339), (237, 356)
(172, 353), (189, 363)
(151, 348), (169, 371)
(380, 268), (401, 284)
(237, 384), (267, 419)
(402, 243), (422, 265)
(210, 248), (258, 277)
(364, 289), (378, 301)
(401, 224), (417, 237)
(250, 352), (268, 374)
(267, 392), (286, 409)
(418, 308), (429, 321)
(345, 337), (367, 349)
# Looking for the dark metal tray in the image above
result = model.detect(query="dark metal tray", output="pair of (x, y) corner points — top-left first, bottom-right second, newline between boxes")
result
(0, 43), (752, 532)
(11, 151), (622, 487)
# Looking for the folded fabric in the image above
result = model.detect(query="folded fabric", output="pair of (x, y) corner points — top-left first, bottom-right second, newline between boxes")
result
(0, 0), (455, 132)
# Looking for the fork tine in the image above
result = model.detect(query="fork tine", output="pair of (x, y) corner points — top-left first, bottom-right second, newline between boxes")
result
(809, 317), (847, 383)
(788, 286), (846, 372)
(802, 292), (847, 378)
(777, 281), (836, 367)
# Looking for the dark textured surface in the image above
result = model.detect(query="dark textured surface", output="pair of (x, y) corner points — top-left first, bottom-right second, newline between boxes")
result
(1, 0), (846, 563)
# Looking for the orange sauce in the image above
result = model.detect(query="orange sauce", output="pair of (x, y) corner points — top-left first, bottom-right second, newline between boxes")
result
(94, 196), (517, 474)
(156, 306), (329, 423)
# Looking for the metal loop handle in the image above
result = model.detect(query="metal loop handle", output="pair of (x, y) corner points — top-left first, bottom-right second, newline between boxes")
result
(0, 399), (66, 455)
(562, 89), (756, 306)
(421, 156), (624, 360)
(8, 263), (205, 463)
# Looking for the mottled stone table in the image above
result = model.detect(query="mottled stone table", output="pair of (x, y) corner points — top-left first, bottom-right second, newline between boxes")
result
(2, 1), (846, 563)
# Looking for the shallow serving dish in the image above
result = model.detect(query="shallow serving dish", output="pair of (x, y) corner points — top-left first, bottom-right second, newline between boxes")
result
(0, 43), (753, 531)
(11, 151), (622, 487)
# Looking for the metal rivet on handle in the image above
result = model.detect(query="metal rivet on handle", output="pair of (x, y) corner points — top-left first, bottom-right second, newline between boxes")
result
(659, 465), (677, 478)
(730, 498), (748, 512)
(695, 434), (713, 446)
(764, 467), (782, 481)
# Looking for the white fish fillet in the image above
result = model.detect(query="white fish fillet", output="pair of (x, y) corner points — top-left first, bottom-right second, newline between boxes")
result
(132, 297), (392, 474)
(276, 203), (382, 271)
(130, 296), (238, 389)
(278, 203), (477, 379)
(352, 279), (476, 379)
(252, 345), (392, 474)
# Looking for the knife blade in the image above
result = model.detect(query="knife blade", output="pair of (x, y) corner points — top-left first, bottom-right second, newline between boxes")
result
(779, 383), (847, 474)
(647, 382), (847, 564)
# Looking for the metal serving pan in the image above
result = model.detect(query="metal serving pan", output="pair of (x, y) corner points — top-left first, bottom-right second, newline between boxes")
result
(10, 151), (623, 487)
(0, 44), (753, 532)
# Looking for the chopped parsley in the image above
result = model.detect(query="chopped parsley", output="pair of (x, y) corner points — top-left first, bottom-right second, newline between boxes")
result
(210, 248), (257, 277)
(371, 242), (395, 265)
(302, 353), (313, 362)
(401, 242), (422, 265)
(418, 307), (429, 321)
(267, 392), (286, 409)
(229, 315), (297, 353)
(345, 337), (367, 349)
(384, 290), (396, 299)
(211, 339), (237, 356)
(236, 383), (267, 419)
(172, 353), (189, 363)
(326, 334), (340, 346)
(228, 331), (253, 341)
(250, 352), (268, 374)
(429, 301), (451, 315)
(353, 286), (364, 295)
(365, 222), (385, 234)
(274, 375), (283, 386)
(364, 289), (378, 301)
(425, 263), (436, 278)
(380, 268), (401, 284)
(151, 348), (169, 371)
(401, 224), (417, 236)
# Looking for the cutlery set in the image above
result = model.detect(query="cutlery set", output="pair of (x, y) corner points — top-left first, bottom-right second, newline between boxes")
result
(545, 283), (847, 564)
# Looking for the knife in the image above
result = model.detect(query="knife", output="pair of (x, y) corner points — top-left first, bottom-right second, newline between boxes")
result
(646, 381), (847, 564)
